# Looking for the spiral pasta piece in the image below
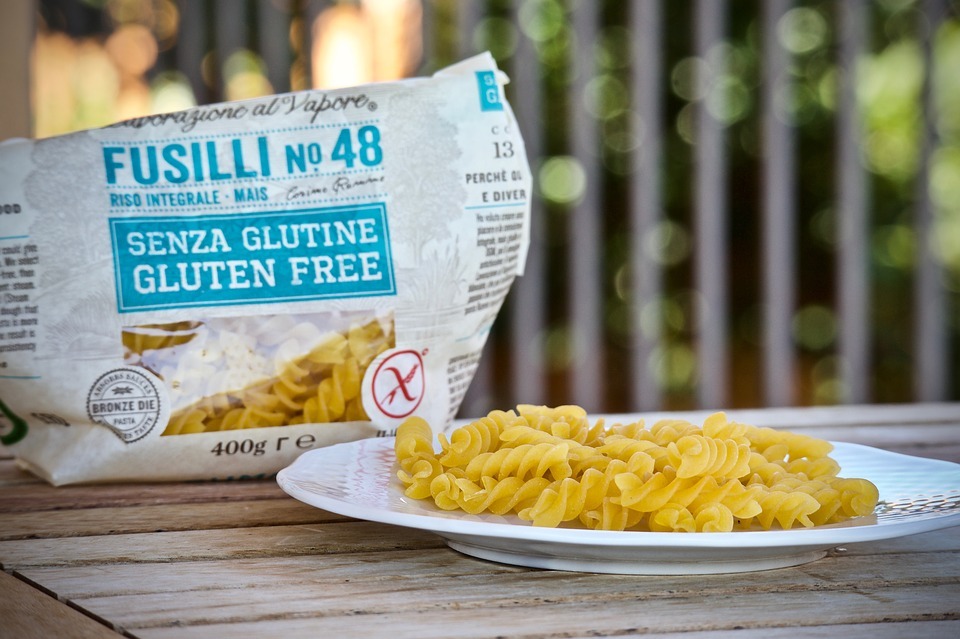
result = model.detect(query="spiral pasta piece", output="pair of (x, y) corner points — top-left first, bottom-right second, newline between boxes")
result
(517, 404), (606, 446)
(751, 487), (822, 530)
(648, 504), (697, 532)
(579, 498), (646, 532)
(395, 417), (435, 467)
(769, 475), (843, 526)
(458, 475), (552, 516)
(829, 477), (881, 519)
(464, 443), (573, 482)
(745, 425), (834, 461)
(302, 356), (361, 423)
(701, 411), (750, 444)
(397, 457), (442, 500)
(746, 451), (789, 485)
(595, 436), (663, 475)
(518, 468), (609, 527)
(644, 419), (702, 446)
(438, 410), (520, 467)
(666, 434), (751, 480)
(785, 456), (842, 480)
(616, 471), (716, 513)
(429, 472), (466, 511)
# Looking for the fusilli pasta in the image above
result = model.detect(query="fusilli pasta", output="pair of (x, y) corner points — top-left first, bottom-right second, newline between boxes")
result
(123, 314), (395, 435)
(394, 408), (880, 532)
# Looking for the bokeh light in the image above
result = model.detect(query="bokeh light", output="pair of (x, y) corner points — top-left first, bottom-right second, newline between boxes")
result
(652, 342), (698, 392)
(223, 49), (273, 101)
(518, 0), (566, 43)
(538, 155), (586, 205)
(312, 4), (373, 89)
(792, 305), (837, 351)
(777, 7), (829, 55)
(150, 71), (196, 113)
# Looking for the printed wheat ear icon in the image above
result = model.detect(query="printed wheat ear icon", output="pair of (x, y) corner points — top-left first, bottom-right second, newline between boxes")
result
(382, 363), (419, 405)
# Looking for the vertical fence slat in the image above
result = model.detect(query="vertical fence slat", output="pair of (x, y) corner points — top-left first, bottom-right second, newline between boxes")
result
(214, 0), (249, 90)
(569, 0), (603, 411)
(176, 0), (208, 104)
(303, 0), (330, 88)
(761, 0), (796, 406)
(629, 0), (664, 411)
(837, 0), (870, 404)
(914, 0), (949, 401)
(507, 0), (546, 407)
(258, 0), (292, 94)
(457, 0), (481, 58)
(0, 0), (33, 139)
(694, 0), (729, 409)
(419, 0), (435, 72)
(458, 1), (491, 417)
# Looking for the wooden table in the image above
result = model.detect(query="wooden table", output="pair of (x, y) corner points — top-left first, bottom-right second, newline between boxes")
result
(2, 404), (960, 638)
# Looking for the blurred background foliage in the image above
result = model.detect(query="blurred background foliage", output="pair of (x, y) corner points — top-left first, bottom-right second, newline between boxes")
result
(28, 0), (960, 411)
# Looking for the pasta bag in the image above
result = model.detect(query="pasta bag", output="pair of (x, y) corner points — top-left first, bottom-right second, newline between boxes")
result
(0, 53), (531, 484)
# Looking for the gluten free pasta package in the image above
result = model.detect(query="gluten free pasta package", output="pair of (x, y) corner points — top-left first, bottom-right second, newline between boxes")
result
(0, 53), (531, 484)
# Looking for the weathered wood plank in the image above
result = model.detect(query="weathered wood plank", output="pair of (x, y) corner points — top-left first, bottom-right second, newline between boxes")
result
(835, 528), (960, 555)
(126, 583), (960, 639)
(0, 459), (40, 486)
(16, 544), (959, 631)
(16, 550), (517, 599)
(0, 478), (287, 514)
(0, 499), (346, 541)
(646, 621), (960, 638)
(0, 522), (445, 569)
(15, 527), (960, 597)
(0, 571), (123, 639)
(17, 529), (960, 600)
(13, 528), (960, 598)
(65, 555), (960, 630)
(877, 443), (960, 464)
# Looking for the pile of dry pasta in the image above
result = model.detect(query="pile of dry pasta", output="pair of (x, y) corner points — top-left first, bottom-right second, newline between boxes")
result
(394, 405), (879, 532)
(121, 317), (394, 435)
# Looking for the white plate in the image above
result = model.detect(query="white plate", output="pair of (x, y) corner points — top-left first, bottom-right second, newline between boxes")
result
(277, 438), (960, 574)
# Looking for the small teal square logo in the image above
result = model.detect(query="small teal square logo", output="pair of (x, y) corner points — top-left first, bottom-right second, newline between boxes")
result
(476, 71), (504, 111)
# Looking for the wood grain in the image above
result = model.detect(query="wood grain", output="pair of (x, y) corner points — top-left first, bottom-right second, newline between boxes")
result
(0, 475), (287, 513)
(0, 522), (445, 570)
(125, 584), (960, 639)
(20, 545), (960, 629)
(0, 498), (346, 541)
(0, 459), (40, 486)
(0, 571), (122, 639)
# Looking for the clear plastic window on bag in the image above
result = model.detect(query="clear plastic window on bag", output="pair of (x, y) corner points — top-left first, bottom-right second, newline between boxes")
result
(122, 312), (395, 434)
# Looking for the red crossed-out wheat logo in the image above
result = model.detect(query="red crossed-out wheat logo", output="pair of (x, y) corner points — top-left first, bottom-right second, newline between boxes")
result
(371, 349), (425, 418)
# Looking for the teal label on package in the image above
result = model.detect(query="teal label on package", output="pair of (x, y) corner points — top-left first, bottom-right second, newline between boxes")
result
(476, 71), (504, 112)
(108, 204), (395, 312)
